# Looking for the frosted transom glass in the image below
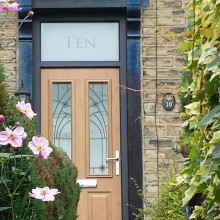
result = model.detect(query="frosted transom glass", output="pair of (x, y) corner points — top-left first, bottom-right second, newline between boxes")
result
(89, 83), (109, 175)
(53, 83), (72, 158)
(41, 23), (119, 61)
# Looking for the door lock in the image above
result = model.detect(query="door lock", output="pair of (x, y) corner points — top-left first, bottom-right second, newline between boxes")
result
(106, 150), (120, 176)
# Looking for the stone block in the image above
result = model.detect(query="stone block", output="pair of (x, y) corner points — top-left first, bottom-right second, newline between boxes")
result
(153, 1), (182, 8)
(144, 161), (158, 173)
(143, 125), (166, 137)
(142, 37), (156, 45)
(166, 125), (182, 136)
(0, 50), (16, 62)
(144, 174), (158, 185)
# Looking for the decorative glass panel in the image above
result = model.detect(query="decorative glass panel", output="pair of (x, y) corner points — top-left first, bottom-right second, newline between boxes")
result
(53, 83), (72, 158)
(89, 83), (109, 174)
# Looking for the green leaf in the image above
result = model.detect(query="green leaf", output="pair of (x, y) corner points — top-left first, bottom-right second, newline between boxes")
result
(199, 105), (220, 127)
(198, 44), (217, 65)
(0, 207), (11, 212)
(183, 184), (197, 206)
(185, 102), (200, 115)
(215, 170), (220, 179)
(206, 55), (220, 71)
(217, 0), (220, 5)
(210, 131), (220, 144)
(214, 184), (220, 202)
(214, 214), (220, 220)
(0, 153), (34, 159)
(196, 165), (210, 185)
(213, 143), (220, 158)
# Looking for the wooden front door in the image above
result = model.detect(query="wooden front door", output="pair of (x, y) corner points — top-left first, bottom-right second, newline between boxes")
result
(41, 68), (121, 220)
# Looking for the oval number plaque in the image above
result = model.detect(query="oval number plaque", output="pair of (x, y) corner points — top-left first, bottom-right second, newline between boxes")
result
(162, 93), (175, 111)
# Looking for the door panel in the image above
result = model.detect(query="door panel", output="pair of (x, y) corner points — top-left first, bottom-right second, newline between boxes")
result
(41, 68), (121, 220)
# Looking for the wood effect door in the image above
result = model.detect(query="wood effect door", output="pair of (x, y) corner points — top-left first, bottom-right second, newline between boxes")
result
(41, 68), (121, 220)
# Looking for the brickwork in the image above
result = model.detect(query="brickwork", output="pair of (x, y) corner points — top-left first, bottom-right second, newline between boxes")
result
(0, 11), (18, 95)
(141, 0), (188, 200)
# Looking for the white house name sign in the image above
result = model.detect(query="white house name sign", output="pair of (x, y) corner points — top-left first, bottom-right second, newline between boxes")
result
(41, 23), (119, 61)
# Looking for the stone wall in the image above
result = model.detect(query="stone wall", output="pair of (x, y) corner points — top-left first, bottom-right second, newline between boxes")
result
(141, 0), (188, 200)
(0, 10), (18, 95)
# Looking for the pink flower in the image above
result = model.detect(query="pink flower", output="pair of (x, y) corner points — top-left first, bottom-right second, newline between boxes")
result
(0, 115), (5, 123)
(0, 126), (27, 148)
(0, 0), (21, 12)
(28, 136), (53, 159)
(16, 101), (37, 120)
(29, 187), (60, 201)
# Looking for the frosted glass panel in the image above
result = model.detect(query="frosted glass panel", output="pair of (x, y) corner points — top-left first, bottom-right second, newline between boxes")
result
(89, 83), (109, 174)
(53, 83), (72, 158)
(41, 23), (119, 61)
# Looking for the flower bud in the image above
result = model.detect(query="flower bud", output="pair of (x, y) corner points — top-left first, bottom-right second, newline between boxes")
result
(0, 115), (5, 123)
(28, 11), (34, 17)
(14, 122), (20, 127)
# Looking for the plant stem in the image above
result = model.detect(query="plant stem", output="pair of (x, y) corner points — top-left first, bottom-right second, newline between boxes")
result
(22, 197), (31, 219)
(12, 158), (35, 195)
(1, 162), (14, 219)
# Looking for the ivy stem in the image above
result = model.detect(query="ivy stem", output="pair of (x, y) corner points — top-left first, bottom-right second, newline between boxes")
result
(191, 0), (196, 73)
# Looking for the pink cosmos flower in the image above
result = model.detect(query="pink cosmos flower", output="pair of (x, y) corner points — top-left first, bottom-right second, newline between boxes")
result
(0, 0), (21, 12)
(29, 187), (60, 201)
(28, 136), (53, 159)
(0, 126), (27, 148)
(16, 101), (37, 120)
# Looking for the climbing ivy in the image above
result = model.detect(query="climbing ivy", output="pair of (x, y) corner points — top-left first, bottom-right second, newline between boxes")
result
(177, 0), (220, 218)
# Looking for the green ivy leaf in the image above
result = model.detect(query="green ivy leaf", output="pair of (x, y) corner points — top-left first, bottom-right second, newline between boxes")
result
(213, 143), (220, 158)
(210, 131), (220, 144)
(214, 214), (220, 220)
(214, 184), (220, 202)
(196, 165), (210, 185)
(183, 184), (197, 206)
(214, 170), (220, 179)
(198, 44), (217, 65)
(199, 105), (220, 127)
(185, 102), (200, 115)
(206, 56), (220, 81)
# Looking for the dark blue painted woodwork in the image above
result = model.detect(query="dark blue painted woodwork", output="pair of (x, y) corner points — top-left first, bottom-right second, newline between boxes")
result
(19, 41), (32, 100)
(32, 0), (126, 9)
(127, 39), (143, 220)
(18, 0), (33, 101)
(126, 2), (148, 219)
(18, 0), (32, 19)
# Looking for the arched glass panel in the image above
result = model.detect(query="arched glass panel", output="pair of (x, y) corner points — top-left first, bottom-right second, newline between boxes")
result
(89, 83), (109, 174)
(53, 83), (72, 158)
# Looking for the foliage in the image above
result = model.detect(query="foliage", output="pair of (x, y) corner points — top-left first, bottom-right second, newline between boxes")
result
(131, 176), (185, 220)
(32, 148), (80, 220)
(177, 0), (220, 219)
(0, 66), (80, 219)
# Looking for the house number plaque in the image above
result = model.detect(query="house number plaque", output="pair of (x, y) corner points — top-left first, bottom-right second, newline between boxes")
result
(162, 93), (175, 111)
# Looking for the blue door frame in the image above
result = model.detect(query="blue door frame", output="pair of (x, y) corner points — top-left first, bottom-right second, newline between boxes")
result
(18, 1), (148, 219)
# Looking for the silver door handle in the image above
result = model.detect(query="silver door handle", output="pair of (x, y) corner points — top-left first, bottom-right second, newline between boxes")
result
(106, 157), (119, 161)
(106, 150), (120, 176)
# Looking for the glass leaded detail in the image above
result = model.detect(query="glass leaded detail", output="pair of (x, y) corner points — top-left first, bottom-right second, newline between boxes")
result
(89, 83), (109, 174)
(53, 83), (72, 158)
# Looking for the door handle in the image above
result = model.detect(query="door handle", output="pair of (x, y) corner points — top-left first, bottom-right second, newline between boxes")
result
(106, 150), (120, 176)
